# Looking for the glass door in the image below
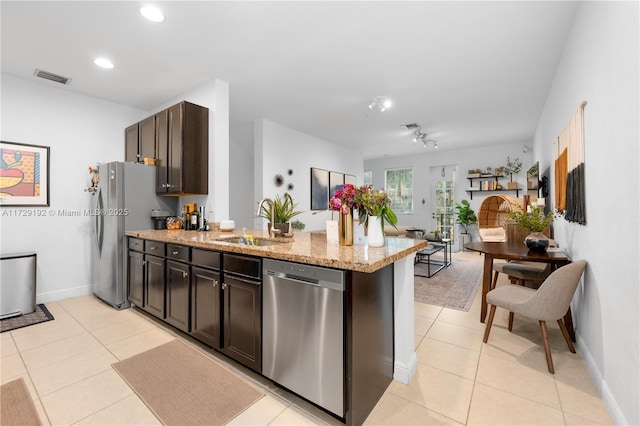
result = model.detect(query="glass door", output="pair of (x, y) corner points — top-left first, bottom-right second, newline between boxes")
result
(432, 166), (455, 241)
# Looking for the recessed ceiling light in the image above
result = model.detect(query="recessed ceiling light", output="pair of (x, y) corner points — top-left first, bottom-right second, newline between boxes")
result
(140, 6), (165, 22)
(94, 58), (114, 69)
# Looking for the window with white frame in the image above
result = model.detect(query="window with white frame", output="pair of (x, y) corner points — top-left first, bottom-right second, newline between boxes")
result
(363, 170), (372, 185)
(385, 168), (413, 214)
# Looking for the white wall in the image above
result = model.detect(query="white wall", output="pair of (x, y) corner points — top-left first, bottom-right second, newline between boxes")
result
(254, 119), (364, 232)
(0, 74), (148, 302)
(532, 2), (639, 424)
(229, 131), (255, 231)
(365, 142), (533, 245)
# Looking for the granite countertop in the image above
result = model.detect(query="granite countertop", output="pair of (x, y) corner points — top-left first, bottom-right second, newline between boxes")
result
(125, 228), (428, 273)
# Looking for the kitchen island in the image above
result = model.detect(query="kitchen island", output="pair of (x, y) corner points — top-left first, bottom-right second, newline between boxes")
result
(125, 228), (426, 425)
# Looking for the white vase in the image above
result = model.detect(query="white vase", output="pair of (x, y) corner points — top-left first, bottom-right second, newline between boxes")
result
(367, 215), (385, 247)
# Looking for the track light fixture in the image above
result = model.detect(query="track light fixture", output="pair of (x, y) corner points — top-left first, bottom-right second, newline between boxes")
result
(368, 96), (392, 112)
(401, 123), (438, 149)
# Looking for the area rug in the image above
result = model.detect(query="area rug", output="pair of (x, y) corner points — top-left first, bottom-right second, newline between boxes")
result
(112, 339), (264, 425)
(414, 252), (483, 311)
(1, 304), (54, 333)
(0, 378), (42, 426)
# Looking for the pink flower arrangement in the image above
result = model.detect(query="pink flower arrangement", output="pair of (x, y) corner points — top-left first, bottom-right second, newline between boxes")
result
(329, 184), (361, 214)
(329, 184), (398, 228)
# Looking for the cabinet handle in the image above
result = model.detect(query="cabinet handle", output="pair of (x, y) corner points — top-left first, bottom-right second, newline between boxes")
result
(172, 251), (179, 255)
(213, 279), (218, 287)
(182, 271), (188, 278)
(222, 282), (226, 290)
(149, 246), (156, 250)
(141, 260), (146, 265)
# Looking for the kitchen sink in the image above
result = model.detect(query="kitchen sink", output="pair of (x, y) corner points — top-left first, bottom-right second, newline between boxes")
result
(217, 237), (287, 247)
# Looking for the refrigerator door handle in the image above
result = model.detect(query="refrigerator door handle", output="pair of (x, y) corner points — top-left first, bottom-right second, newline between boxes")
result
(95, 187), (104, 254)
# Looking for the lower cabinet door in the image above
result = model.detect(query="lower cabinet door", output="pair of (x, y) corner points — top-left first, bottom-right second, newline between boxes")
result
(190, 267), (221, 349)
(127, 250), (144, 307)
(166, 260), (191, 333)
(144, 254), (165, 319)
(222, 275), (262, 372)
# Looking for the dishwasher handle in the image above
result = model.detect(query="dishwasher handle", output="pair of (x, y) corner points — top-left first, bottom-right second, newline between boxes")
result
(265, 270), (344, 291)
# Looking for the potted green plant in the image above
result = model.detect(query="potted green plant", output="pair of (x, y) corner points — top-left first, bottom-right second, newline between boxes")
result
(455, 199), (478, 234)
(258, 193), (303, 235)
(508, 204), (558, 250)
(290, 219), (305, 231)
(503, 156), (523, 189)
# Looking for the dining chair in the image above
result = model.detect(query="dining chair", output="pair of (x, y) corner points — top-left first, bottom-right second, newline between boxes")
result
(483, 260), (587, 373)
(491, 261), (550, 289)
(490, 239), (558, 290)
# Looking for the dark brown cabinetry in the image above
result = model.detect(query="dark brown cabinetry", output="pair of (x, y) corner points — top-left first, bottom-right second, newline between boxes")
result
(166, 260), (191, 333)
(127, 238), (164, 314)
(125, 116), (155, 163)
(191, 249), (222, 349)
(126, 239), (262, 372)
(165, 244), (191, 333)
(222, 254), (262, 372)
(155, 101), (208, 195)
(127, 250), (144, 307)
(144, 254), (166, 319)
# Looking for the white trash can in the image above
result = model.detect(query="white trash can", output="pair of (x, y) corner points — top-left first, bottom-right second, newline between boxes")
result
(1, 252), (37, 319)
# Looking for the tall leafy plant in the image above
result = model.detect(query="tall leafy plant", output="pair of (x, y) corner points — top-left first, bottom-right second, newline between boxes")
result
(455, 199), (477, 234)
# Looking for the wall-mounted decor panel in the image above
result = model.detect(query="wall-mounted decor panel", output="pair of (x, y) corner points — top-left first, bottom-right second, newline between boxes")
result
(310, 167), (329, 210)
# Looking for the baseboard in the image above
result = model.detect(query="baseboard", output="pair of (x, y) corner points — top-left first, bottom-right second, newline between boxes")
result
(36, 285), (93, 304)
(577, 333), (628, 425)
(393, 352), (418, 384)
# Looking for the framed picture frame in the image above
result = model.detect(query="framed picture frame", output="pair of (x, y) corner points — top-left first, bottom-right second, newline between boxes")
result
(310, 167), (329, 210)
(0, 141), (50, 206)
(329, 171), (344, 200)
(344, 174), (356, 186)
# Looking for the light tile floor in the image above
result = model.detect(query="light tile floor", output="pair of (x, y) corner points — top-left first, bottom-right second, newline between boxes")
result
(0, 252), (611, 425)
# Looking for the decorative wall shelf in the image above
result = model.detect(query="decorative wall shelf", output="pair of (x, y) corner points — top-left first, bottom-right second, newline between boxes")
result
(466, 175), (520, 200)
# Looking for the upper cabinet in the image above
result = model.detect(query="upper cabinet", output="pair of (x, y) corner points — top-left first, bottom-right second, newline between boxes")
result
(125, 115), (155, 163)
(125, 101), (209, 196)
(156, 101), (209, 195)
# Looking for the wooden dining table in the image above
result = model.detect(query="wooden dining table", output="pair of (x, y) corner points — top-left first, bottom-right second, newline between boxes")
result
(464, 241), (574, 339)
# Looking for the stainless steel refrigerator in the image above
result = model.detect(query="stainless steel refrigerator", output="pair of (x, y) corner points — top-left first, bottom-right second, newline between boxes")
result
(92, 161), (176, 309)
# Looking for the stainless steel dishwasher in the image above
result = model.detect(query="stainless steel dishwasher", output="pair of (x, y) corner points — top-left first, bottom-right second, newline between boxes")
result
(262, 259), (345, 418)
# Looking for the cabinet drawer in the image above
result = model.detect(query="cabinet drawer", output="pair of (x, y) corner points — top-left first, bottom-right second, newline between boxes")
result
(167, 244), (190, 262)
(223, 254), (261, 280)
(192, 248), (221, 270)
(144, 240), (165, 255)
(128, 237), (144, 252)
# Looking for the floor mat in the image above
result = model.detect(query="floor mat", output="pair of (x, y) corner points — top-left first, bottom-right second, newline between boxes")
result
(1, 304), (54, 333)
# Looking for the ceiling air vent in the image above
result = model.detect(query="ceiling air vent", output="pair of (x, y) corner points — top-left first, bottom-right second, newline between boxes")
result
(34, 69), (71, 85)
(400, 123), (419, 130)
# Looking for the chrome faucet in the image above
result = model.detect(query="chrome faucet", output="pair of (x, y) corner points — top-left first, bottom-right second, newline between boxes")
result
(256, 198), (281, 238)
